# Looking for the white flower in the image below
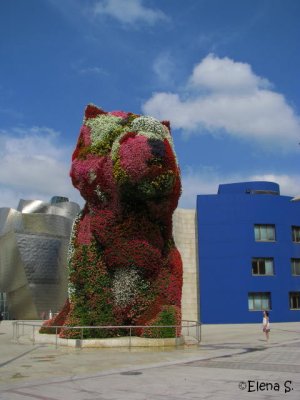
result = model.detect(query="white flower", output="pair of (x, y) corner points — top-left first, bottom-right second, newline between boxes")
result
(67, 212), (82, 263)
(86, 114), (122, 147)
(88, 170), (97, 183)
(132, 116), (166, 137)
(112, 268), (149, 307)
(94, 185), (107, 202)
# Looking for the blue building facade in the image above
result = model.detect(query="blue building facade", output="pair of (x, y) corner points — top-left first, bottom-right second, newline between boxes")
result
(197, 181), (300, 324)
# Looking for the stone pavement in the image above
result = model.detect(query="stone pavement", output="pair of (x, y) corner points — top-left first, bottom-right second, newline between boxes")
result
(0, 321), (300, 399)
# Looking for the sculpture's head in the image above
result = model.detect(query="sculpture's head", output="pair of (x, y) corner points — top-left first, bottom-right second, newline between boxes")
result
(70, 104), (181, 209)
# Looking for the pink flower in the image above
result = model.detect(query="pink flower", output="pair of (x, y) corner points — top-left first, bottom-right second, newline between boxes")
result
(109, 111), (129, 119)
(80, 125), (91, 146)
(119, 135), (152, 182)
(77, 215), (92, 245)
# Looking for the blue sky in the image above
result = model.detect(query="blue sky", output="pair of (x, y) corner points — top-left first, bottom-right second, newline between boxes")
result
(1, 0), (300, 209)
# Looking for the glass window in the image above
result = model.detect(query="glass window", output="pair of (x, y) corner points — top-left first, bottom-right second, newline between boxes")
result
(248, 292), (271, 311)
(252, 258), (274, 276)
(254, 225), (275, 242)
(292, 226), (300, 243)
(248, 296), (254, 310)
(261, 297), (270, 310)
(291, 259), (300, 276)
(289, 292), (300, 310)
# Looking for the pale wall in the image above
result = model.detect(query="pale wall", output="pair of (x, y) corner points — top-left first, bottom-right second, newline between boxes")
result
(173, 208), (199, 322)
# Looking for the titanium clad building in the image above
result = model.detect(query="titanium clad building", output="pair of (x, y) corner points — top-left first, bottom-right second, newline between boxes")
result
(197, 181), (300, 324)
(0, 197), (80, 320)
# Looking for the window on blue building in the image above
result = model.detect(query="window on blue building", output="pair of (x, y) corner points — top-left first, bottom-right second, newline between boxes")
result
(292, 226), (300, 243)
(252, 258), (274, 275)
(248, 292), (271, 311)
(289, 292), (300, 310)
(291, 259), (300, 276)
(254, 225), (275, 241)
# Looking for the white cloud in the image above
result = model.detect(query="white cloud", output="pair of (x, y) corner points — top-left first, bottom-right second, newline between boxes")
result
(0, 128), (83, 209)
(188, 54), (271, 93)
(143, 54), (300, 150)
(78, 66), (108, 76)
(93, 0), (168, 25)
(153, 53), (175, 85)
(48, 0), (168, 28)
(179, 168), (300, 209)
(71, 59), (109, 77)
(0, 107), (23, 119)
(250, 173), (300, 198)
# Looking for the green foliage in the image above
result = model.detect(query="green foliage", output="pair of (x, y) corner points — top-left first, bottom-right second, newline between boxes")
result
(143, 306), (178, 338)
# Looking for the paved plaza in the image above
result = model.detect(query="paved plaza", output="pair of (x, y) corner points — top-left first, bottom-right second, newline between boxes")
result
(0, 320), (300, 399)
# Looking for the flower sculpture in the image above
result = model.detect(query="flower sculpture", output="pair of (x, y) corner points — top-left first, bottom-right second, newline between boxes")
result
(41, 104), (182, 338)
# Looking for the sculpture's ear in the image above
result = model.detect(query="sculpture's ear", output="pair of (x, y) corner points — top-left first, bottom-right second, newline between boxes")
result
(85, 104), (107, 120)
(161, 120), (171, 132)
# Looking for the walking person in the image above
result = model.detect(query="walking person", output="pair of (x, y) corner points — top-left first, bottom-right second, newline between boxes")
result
(262, 310), (270, 342)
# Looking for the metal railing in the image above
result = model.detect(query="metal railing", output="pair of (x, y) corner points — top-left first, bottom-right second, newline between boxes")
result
(12, 320), (201, 349)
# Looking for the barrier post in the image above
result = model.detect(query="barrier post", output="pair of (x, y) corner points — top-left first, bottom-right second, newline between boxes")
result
(197, 322), (201, 343)
(32, 325), (35, 345)
(12, 321), (15, 341)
